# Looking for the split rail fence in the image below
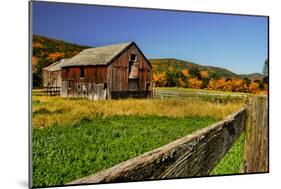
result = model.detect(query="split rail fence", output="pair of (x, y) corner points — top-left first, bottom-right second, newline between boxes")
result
(68, 94), (268, 184)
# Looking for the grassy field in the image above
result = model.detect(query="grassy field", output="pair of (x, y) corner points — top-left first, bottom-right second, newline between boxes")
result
(32, 90), (245, 187)
(33, 115), (216, 187)
(210, 132), (245, 175)
(32, 93), (243, 128)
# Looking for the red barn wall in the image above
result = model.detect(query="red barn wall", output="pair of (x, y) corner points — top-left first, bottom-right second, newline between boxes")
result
(61, 66), (107, 84)
(108, 44), (152, 92)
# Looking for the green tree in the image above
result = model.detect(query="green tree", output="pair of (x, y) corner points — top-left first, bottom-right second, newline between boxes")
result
(263, 59), (269, 84)
(165, 71), (177, 87)
(243, 77), (251, 87)
(33, 58), (52, 88)
(201, 77), (210, 89)
(189, 66), (201, 79)
(209, 72), (221, 80)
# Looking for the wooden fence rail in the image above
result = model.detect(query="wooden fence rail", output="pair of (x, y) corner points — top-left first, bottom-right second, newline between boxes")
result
(69, 107), (246, 185)
(155, 89), (246, 99)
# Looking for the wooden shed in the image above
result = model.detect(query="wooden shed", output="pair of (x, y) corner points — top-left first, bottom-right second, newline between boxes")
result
(60, 41), (152, 100)
(43, 58), (69, 95)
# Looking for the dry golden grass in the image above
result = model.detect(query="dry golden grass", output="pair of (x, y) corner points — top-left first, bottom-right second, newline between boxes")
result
(32, 94), (244, 128)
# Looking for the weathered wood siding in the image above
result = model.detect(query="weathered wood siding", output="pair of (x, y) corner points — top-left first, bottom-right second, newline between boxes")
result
(243, 96), (269, 173)
(69, 107), (246, 184)
(61, 66), (107, 84)
(61, 66), (108, 99)
(43, 70), (62, 88)
(108, 44), (152, 92)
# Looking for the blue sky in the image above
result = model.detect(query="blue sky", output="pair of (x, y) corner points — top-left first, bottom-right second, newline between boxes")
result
(32, 1), (268, 74)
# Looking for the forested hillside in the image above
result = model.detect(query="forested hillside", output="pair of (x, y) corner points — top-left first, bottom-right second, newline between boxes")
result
(32, 35), (91, 87)
(151, 58), (268, 94)
(31, 35), (268, 93)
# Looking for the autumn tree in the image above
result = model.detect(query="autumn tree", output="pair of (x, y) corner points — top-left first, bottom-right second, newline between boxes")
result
(200, 70), (209, 78)
(153, 72), (166, 87)
(232, 79), (245, 92)
(249, 82), (260, 93)
(188, 78), (202, 89)
(182, 69), (189, 77)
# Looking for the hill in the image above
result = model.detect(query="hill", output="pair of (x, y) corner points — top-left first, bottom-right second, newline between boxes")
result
(32, 35), (92, 87)
(149, 58), (263, 81)
(32, 35), (91, 72)
(239, 73), (264, 81)
(31, 35), (264, 88)
(150, 58), (238, 79)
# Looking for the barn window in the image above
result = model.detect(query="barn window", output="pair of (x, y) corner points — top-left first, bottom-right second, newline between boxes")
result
(130, 54), (137, 62)
(80, 67), (85, 78)
(104, 83), (107, 89)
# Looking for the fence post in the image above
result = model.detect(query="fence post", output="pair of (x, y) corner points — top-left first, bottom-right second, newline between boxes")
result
(242, 96), (269, 173)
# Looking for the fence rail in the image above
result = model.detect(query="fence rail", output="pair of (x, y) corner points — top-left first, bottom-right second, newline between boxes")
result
(155, 89), (246, 99)
(43, 87), (61, 96)
(65, 93), (268, 185)
(69, 107), (246, 184)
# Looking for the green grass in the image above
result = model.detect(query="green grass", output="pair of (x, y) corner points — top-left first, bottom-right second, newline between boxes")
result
(33, 115), (216, 187)
(210, 132), (245, 175)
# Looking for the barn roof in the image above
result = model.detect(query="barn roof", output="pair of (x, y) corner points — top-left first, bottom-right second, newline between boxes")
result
(61, 42), (134, 67)
(43, 58), (70, 71)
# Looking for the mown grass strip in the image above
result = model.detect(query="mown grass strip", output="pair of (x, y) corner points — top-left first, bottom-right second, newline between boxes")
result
(33, 115), (216, 187)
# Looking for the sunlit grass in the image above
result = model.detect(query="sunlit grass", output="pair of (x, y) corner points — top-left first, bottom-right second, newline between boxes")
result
(32, 94), (243, 128)
(32, 90), (246, 187)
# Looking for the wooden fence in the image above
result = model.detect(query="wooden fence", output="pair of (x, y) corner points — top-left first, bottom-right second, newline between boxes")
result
(67, 95), (268, 185)
(69, 107), (246, 184)
(155, 89), (246, 99)
(43, 86), (61, 96)
(242, 96), (269, 173)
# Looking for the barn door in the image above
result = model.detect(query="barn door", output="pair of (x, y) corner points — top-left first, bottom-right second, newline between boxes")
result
(67, 81), (75, 97)
(129, 79), (138, 91)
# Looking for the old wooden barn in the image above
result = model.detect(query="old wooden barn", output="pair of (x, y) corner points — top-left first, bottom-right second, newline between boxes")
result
(43, 41), (152, 100)
(43, 58), (69, 95)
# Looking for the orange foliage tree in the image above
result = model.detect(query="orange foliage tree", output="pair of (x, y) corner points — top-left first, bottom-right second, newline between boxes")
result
(231, 79), (246, 92)
(48, 52), (65, 62)
(200, 70), (209, 78)
(182, 69), (189, 77)
(188, 78), (202, 89)
(248, 82), (260, 93)
(153, 72), (166, 87)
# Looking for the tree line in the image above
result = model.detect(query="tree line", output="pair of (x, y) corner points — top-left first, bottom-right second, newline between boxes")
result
(153, 60), (269, 94)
